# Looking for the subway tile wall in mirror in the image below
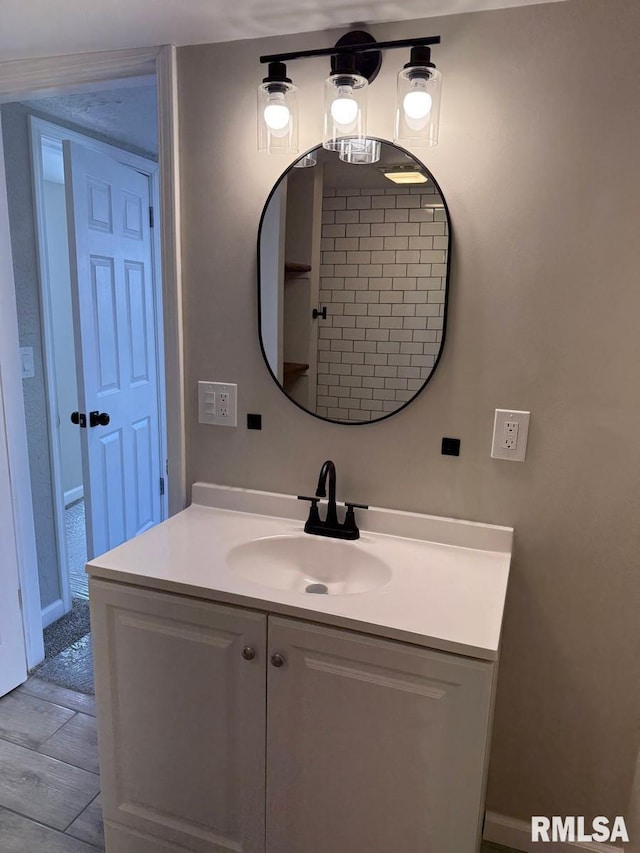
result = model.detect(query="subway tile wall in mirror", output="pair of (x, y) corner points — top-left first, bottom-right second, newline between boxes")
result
(318, 185), (447, 421)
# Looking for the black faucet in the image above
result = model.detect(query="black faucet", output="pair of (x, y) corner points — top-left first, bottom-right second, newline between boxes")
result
(316, 460), (338, 527)
(298, 460), (368, 540)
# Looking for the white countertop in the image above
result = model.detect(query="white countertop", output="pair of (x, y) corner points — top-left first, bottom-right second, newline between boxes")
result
(87, 484), (513, 661)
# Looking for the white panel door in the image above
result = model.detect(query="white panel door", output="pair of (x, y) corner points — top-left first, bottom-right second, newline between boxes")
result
(90, 580), (267, 853)
(0, 366), (27, 696)
(63, 141), (162, 560)
(266, 617), (494, 853)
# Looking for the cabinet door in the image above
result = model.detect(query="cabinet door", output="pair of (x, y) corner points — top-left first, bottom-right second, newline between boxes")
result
(90, 579), (267, 853)
(266, 617), (493, 853)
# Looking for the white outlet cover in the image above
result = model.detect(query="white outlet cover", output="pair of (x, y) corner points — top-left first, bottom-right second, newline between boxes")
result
(198, 381), (237, 427)
(491, 409), (530, 462)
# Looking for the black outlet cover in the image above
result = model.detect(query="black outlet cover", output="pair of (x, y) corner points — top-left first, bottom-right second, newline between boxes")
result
(247, 414), (262, 430)
(441, 437), (460, 456)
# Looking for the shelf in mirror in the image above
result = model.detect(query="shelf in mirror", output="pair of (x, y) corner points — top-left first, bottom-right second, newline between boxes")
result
(283, 362), (309, 378)
(284, 262), (312, 274)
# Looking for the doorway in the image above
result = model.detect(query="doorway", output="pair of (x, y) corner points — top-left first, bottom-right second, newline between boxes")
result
(1, 82), (166, 693)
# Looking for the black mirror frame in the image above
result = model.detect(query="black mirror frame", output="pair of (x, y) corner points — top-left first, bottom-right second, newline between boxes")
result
(257, 138), (452, 426)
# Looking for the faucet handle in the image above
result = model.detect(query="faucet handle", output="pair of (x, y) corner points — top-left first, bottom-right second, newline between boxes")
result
(341, 502), (368, 540)
(298, 495), (321, 534)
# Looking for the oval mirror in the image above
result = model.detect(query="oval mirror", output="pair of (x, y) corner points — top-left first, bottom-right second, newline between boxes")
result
(258, 140), (450, 424)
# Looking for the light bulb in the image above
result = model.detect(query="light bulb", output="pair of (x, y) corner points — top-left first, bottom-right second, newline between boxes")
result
(258, 64), (298, 153)
(395, 61), (441, 147)
(330, 86), (359, 127)
(403, 84), (432, 121)
(264, 94), (290, 131)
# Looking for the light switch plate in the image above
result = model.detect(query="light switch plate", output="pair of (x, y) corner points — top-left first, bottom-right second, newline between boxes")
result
(491, 409), (530, 461)
(19, 347), (35, 379)
(198, 381), (237, 427)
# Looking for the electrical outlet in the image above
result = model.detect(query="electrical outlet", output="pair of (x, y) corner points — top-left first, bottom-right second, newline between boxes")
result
(491, 409), (530, 461)
(198, 381), (237, 427)
(218, 392), (230, 418)
(501, 421), (519, 450)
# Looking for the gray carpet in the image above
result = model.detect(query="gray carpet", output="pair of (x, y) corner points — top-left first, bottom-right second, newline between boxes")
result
(35, 633), (95, 695)
(42, 596), (90, 660)
(33, 597), (95, 695)
(66, 498), (88, 599)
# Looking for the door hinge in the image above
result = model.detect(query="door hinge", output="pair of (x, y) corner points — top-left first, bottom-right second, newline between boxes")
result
(160, 476), (165, 496)
(149, 206), (154, 228)
(17, 588), (23, 610)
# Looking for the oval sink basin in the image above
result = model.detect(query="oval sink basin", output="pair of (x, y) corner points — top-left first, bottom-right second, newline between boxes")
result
(226, 535), (391, 595)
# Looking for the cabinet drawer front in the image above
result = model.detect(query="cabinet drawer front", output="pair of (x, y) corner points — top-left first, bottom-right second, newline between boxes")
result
(90, 579), (267, 853)
(266, 617), (493, 853)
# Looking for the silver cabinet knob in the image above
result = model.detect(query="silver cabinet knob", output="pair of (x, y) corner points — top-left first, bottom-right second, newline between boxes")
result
(270, 653), (285, 668)
(241, 646), (256, 661)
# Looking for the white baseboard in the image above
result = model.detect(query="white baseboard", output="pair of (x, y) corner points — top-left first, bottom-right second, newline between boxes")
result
(64, 485), (84, 507)
(484, 811), (625, 853)
(41, 597), (66, 629)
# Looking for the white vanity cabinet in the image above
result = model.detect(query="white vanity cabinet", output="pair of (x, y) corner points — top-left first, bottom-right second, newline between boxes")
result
(266, 616), (494, 853)
(91, 578), (495, 853)
(90, 579), (268, 853)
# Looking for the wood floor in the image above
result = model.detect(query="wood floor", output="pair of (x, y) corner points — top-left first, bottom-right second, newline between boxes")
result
(0, 676), (521, 852)
(0, 676), (103, 851)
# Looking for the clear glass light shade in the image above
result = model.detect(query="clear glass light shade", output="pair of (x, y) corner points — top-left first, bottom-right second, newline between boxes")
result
(293, 150), (318, 168)
(258, 82), (298, 154)
(338, 138), (381, 165)
(323, 73), (368, 151)
(394, 67), (442, 148)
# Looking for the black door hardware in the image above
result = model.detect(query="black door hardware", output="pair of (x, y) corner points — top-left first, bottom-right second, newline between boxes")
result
(70, 411), (86, 428)
(89, 411), (110, 428)
(312, 306), (327, 320)
(71, 411), (110, 428)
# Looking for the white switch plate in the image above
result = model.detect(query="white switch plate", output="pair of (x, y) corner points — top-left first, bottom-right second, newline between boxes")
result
(491, 409), (530, 461)
(198, 381), (237, 427)
(19, 347), (35, 379)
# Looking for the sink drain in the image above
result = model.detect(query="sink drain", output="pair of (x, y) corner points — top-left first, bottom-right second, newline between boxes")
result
(305, 583), (329, 595)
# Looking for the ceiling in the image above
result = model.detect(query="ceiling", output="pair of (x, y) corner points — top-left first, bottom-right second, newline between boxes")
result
(1, 0), (566, 62)
(23, 82), (158, 157)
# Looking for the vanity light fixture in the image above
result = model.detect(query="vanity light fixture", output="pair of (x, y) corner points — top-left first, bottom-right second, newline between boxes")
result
(258, 32), (442, 156)
(338, 137), (381, 165)
(395, 46), (442, 148)
(293, 150), (317, 168)
(323, 52), (368, 152)
(258, 61), (298, 154)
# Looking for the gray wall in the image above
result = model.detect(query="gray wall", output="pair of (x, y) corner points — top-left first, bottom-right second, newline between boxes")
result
(178, 0), (640, 828)
(2, 102), (60, 609)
